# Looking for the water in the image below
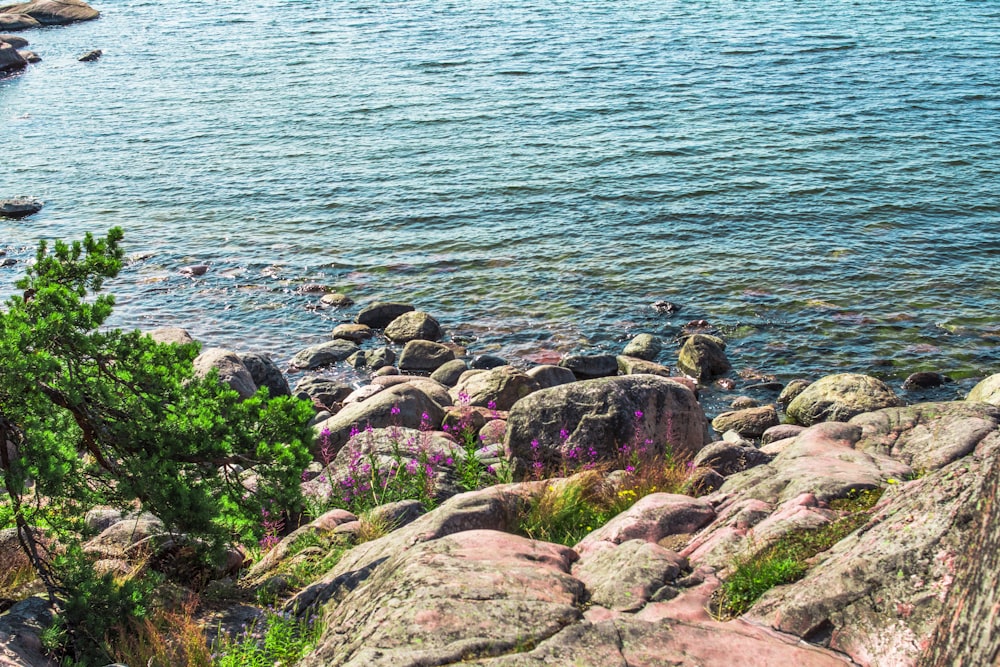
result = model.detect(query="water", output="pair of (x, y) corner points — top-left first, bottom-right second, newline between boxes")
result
(2, 0), (998, 407)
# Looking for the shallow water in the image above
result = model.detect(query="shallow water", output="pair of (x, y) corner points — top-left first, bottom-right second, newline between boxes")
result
(2, 0), (998, 406)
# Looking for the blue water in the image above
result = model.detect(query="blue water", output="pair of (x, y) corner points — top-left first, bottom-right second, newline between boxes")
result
(2, 0), (998, 402)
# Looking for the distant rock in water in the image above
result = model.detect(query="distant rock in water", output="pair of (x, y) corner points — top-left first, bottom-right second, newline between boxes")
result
(17, 48), (37, 62)
(0, 40), (26, 72)
(0, 34), (29, 48)
(0, 196), (42, 218)
(0, 12), (40, 31)
(0, 0), (100, 26)
(77, 48), (101, 62)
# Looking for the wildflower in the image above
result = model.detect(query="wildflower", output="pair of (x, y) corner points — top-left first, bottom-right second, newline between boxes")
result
(458, 390), (470, 405)
(559, 428), (569, 441)
(634, 410), (644, 420)
(530, 439), (540, 451)
(446, 457), (454, 466)
(390, 404), (401, 416)
(349, 424), (360, 438)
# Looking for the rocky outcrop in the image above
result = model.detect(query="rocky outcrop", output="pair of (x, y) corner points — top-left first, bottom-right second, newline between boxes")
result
(676, 334), (730, 383)
(0, 0), (99, 25)
(0, 39), (25, 71)
(0, 597), (55, 667)
(0, 12), (39, 31)
(786, 373), (903, 426)
(505, 375), (710, 470)
(966, 372), (1000, 406)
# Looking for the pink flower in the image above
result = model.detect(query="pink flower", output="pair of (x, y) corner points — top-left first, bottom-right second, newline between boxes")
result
(390, 404), (401, 416)
(634, 410), (644, 420)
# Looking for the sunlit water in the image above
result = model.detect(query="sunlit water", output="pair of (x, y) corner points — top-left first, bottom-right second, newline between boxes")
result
(2, 0), (998, 410)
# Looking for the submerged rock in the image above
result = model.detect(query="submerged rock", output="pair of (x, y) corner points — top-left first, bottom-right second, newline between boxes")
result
(77, 48), (100, 61)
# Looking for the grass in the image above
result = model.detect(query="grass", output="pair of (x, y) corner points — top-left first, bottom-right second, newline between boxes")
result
(213, 610), (323, 667)
(713, 487), (885, 619)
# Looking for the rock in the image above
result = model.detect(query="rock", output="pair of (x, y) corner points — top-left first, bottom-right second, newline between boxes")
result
(730, 396), (758, 409)
(505, 375), (710, 470)
(373, 366), (398, 377)
(559, 354), (619, 380)
(0, 0), (99, 25)
(777, 379), (811, 406)
(525, 364), (576, 389)
(478, 419), (507, 446)
(711, 405), (780, 439)
(320, 292), (354, 307)
(683, 467), (725, 495)
(901, 371), (948, 390)
(293, 376), (353, 408)
(441, 405), (490, 435)
(850, 401), (1000, 472)
(313, 384), (445, 455)
(146, 326), (195, 345)
(240, 352), (290, 397)
(429, 359), (467, 387)
(291, 339), (359, 370)
(746, 429), (1000, 667)
(179, 264), (208, 276)
(369, 375), (452, 409)
(450, 365), (540, 411)
(83, 513), (164, 556)
(384, 311), (442, 343)
(193, 347), (257, 399)
(246, 508), (357, 582)
(622, 333), (663, 361)
(786, 373), (904, 426)
(573, 539), (685, 612)
(616, 356), (673, 377)
(0, 12), (39, 31)
(332, 323), (372, 343)
(16, 48), (36, 62)
(0, 195), (40, 217)
(760, 423), (805, 445)
(345, 346), (395, 372)
(967, 373), (1000, 406)
(366, 499), (425, 532)
(692, 440), (772, 476)
(397, 340), (455, 373)
(0, 597), (56, 667)
(470, 354), (508, 370)
(77, 48), (100, 61)
(676, 334), (730, 383)
(576, 493), (716, 556)
(0, 33), (28, 47)
(652, 300), (681, 314)
(355, 302), (414, 329)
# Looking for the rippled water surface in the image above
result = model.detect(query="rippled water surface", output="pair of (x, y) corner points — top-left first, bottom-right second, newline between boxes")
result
(2, 0), (998, 399)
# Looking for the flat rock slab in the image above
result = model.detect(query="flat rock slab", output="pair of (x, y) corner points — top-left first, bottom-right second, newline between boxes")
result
(576, 493), (715, 556)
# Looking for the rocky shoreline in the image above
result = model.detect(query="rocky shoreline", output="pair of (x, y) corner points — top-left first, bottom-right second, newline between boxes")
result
(3, 294), (997, 666)
(0, 0), (100, 75)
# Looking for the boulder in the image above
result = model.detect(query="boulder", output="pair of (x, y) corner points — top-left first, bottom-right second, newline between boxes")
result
(786, 373), (904, 426)
(761, 423), (805, 445)
(429, 358), (468, 387)
(967, 373), (1000, 406)
(397, 340), (454, 373)
(0, 12), (39, 31)
(0, 597), (56, 667)
(692, 440), (772, 476)
(777, 379), (811, 406)
(478, 419), (507, 446)
(676, 334), (730, 382)
(77, 48), (100, 61)
(240, 352), (290, 397)
(369, 375), (452, 408)
(684, 466), (725, 495)
(0, 0), (99, 25)
(470, 354), (508, 370)
(384, 311), (442, 343)
(193, 347), (257, 399)
(293, 376), (353, 408)
(145, 326), (195, 345)
(355, 302), (414, 329)
(291, 339), (359, 370)
(559, 354), (619, 380)
(0, 34), (28, 47)
(0, 195), (40, 217)
(901, 371), (947, 390)
(525, 364), (576, 389)
(575, 493), (716, 556)
(505, 375), (710, 470)
(617, 355), (673, 377)
(17, 49), (38, 62)
(320, 292), (354, 308)
(345, 346), (395, 372)
(313, 384), (445, 455)
(332, 323), (372, 343)
(622, 333), (663, 361)
(450, 365), (540, 411)
(711, 405), (780, 439)
(730, 396), (759, 409)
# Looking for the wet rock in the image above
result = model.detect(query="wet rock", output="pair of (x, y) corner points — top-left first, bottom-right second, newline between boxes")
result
(240, 352), (290, 397)
(901, 371), (948, 390)
(761, 423), (805, 445)
(313, 384), (445, 455)
(711, 405), (780, 439)
(676, 334), (731, 383)
(616, 355), (673, 377)
(77, 48), (101, 61)
(0, 34), (28, 47)
(355, 302), (414, 329)
(179, 263), (209, 276)
(345, 346), (395, 372)
(320, 292), (354, 307)
(0, 0), (99, 25)
(967, 373), (1000, 406)
(573, 540), (685, 612)
(652, 300), (681, 314)
(0, 195), (40, 217)
(384, 311), (442, 343)
(559, 353), (619, 380)
(450, 365), (540, 411)
(470, 354), (508, 370)
(622, 333), (663, 361)
(291, 339), (359, 370)
(692, 440), (772, 476)
(145, 326), (195, 346)
(506, 375), (710, 470)
(525, 364), (576, 389)
(193, 347), (257, 399)
(0, 12), (39, 31)
(293, 376), (353, 408)
(397, 339), (455, 373)
(730, 396), (758, 409)
(786, 373), (904, 426)
(16, 48), (36, 62)
(744, 381), (785, 393)
(332, 323), (372, 343)
(777, 378), (811, 406)
(429, 358), (468, 387)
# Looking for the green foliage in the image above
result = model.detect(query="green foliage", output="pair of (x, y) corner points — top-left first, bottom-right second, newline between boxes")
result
(213, 610), (322, 667)
(714, 487), (885, 619)
(518, 473), (615, 547)
(0, 229), (315, 658)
